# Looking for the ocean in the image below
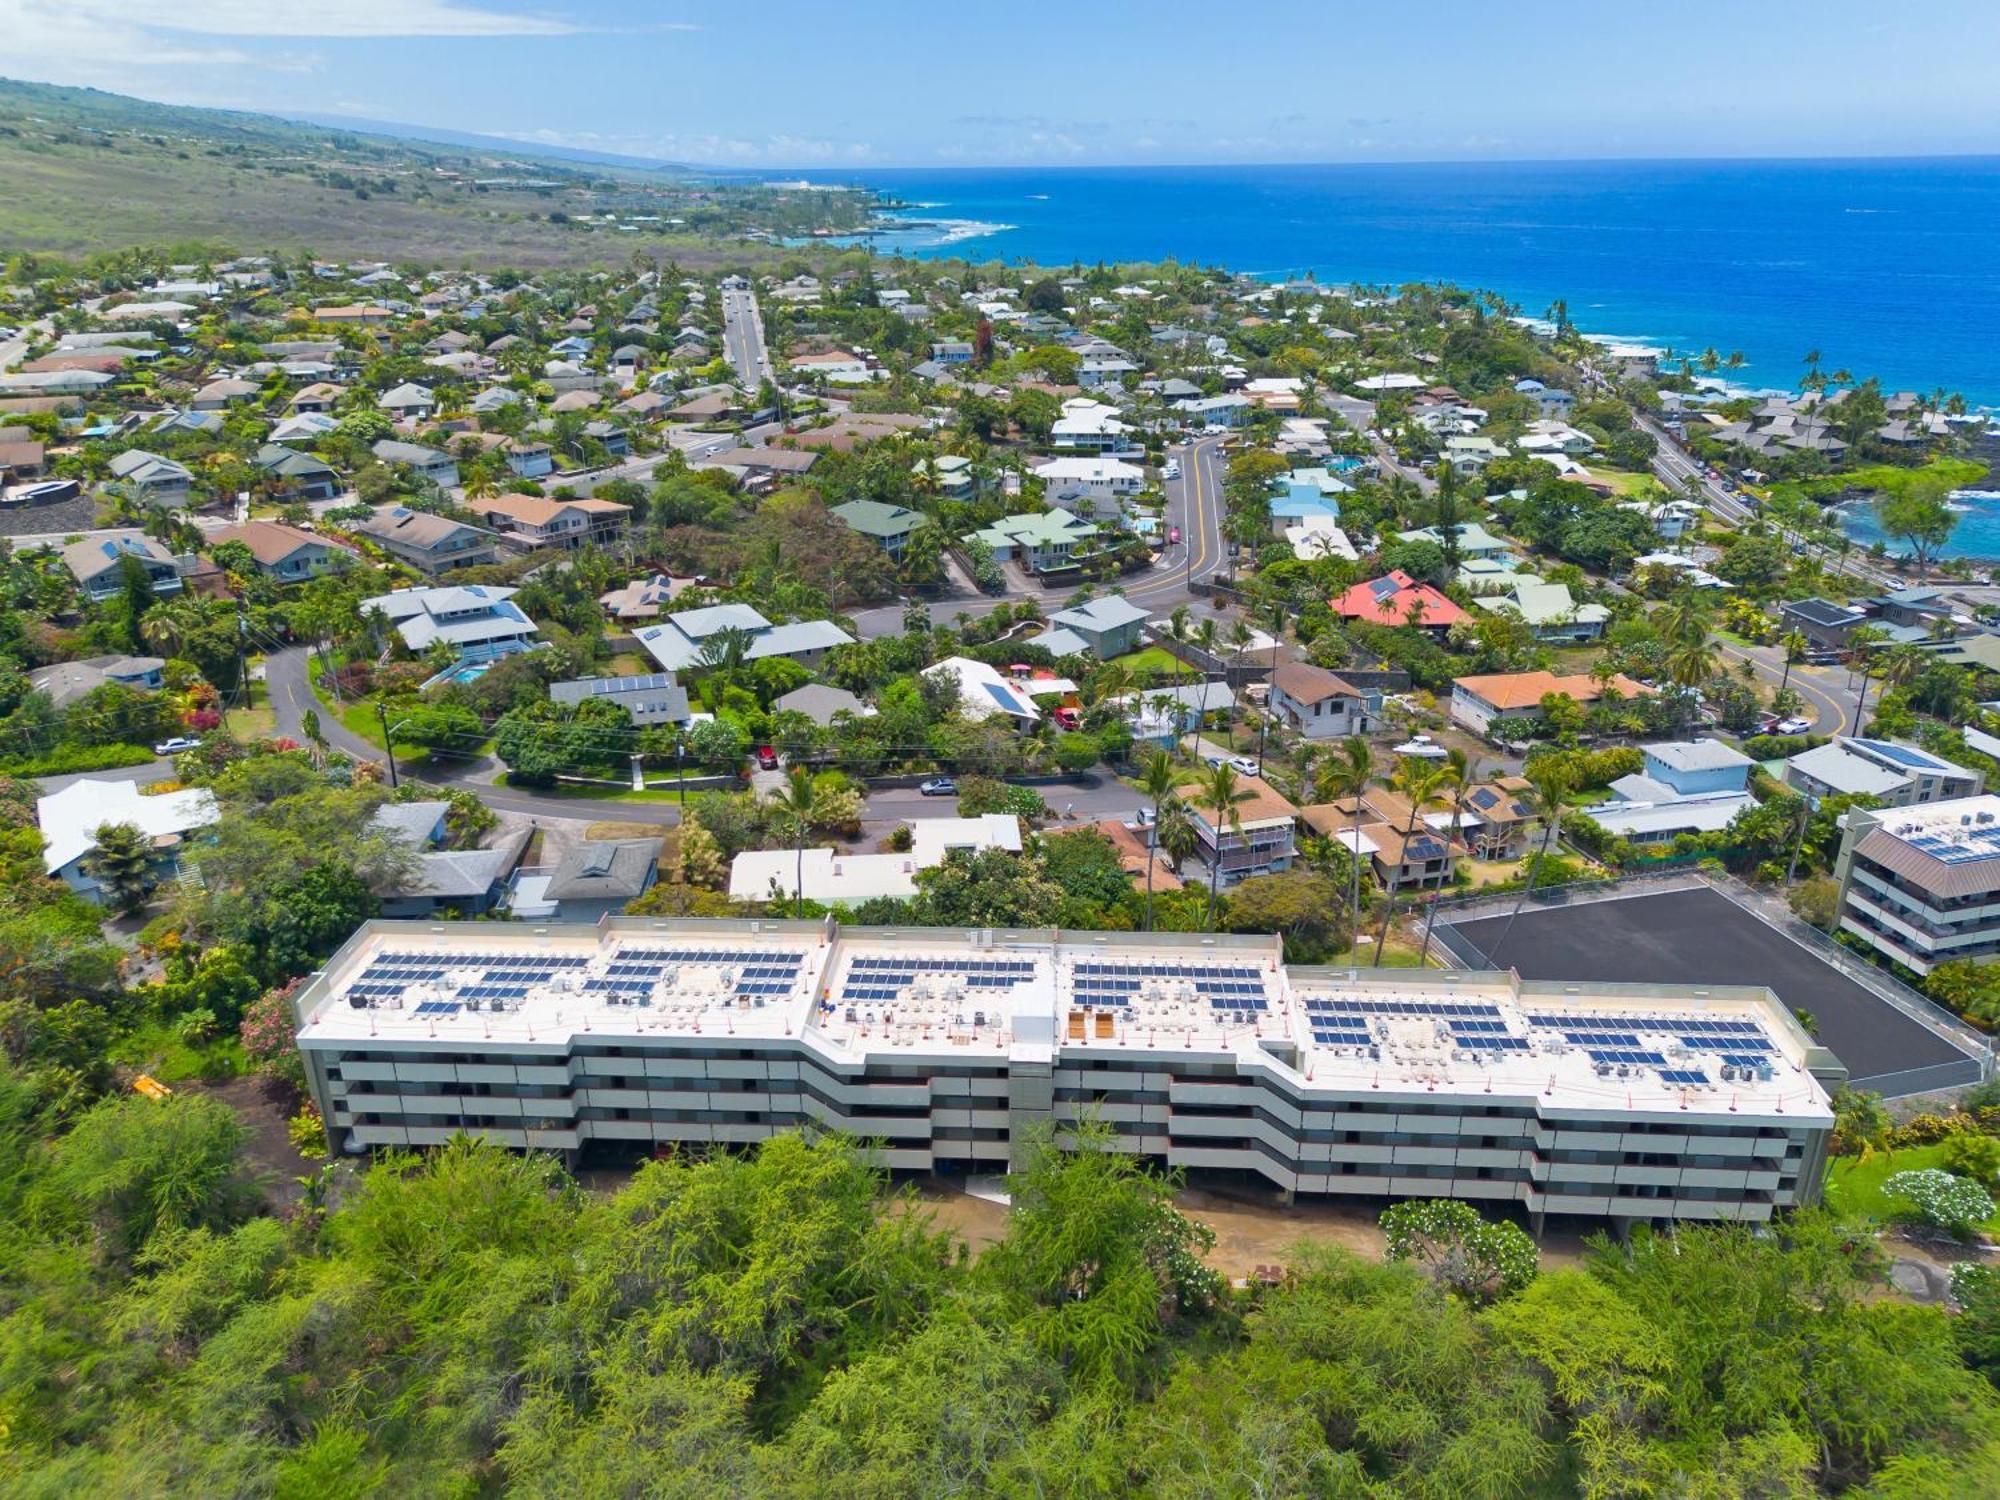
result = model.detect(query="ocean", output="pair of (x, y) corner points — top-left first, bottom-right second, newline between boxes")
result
(813, 157), (2000, 409)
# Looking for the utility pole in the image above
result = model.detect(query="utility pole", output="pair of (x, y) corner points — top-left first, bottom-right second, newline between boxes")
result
(377, 701), (398, 788)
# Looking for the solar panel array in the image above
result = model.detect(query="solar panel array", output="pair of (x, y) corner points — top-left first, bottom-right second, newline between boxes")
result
(843, 955), (1035, 1004)
(1306, 997), (1504, 1019)
(1072, 960), (1267, 1012)
(1660, 1068), (1710, 1086)
(1587, 1049), (1667, 1066)
(1902, 825), (2000, 865)
(346, 951), (593, 1007)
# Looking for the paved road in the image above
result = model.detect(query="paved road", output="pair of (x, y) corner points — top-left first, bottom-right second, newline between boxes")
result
(719, 285), (772, 388)
(31, 757), (175, 796)
(1712, 638), (1857, 737)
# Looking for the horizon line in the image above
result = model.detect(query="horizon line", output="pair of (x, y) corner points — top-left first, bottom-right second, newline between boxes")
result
(736, 149), (2000, 178)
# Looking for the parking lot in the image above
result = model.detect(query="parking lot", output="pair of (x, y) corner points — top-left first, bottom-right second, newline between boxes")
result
(1442, 885), (1985, 1094)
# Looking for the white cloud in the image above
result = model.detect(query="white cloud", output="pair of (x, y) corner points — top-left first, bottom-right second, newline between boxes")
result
(61, 1), (584, 38)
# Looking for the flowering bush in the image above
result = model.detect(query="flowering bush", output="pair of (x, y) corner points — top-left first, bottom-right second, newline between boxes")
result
(239, 980), (304, 1087)
(1889, 1112), (1971, 1147)
(1381, 1199), (1540, 1302)
(1884, 1169), (1995, 1236)
(183, 707), (222, 732)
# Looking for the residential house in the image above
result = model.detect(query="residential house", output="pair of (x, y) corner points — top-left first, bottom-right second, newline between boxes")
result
(470, 493), (632, 552)
(1049, 399), (1133, 452)
(362, 584), (542, 661)
(923, 657), (1056, 726)
(1784, 737), (1984, 810)
(1330, 570), (1467, 635)
(1582, 740), (1758, 846)
(253, 444), (341, 501)
(772, 683), (871, 727)
(191, 377), (259, 411)
(209, 519), (355, 581)
(1455, 778), (1541, 861)
(289, 381), (344, 414)
(107, 450), (193, 509)
(599, 573), (693, 622)
(0, 430), (45, 482)
(59, 532), (183, 600)
(1117, 681), (1236, 749)
(503, 437), (554, 480)
(1780, 597), (1870, 657)
(549, 674), (692, 728)
(1473, 579), (1611, 642)
(28, 654), (165, 710)
(930, 340), (974, 365)
(1305, 785), (1468, 892)
(1034, 456), (1144, 511)
(351, 504), (502, 575)
(270, 413), (339, 445)
(583, 420), (630, 457)
(1397, 522), (1512, 562)
(924, 452), (981, 500)
(728, 815), (1023, 905)
(1174, 774), (1298, 886)
(372, 439), (460, 490)
(1175, 393), (1254, 428)
(1031, 596), (1150, 659)
(967, 511), (1099, 574)
(1639, 740), (1756, 797)
(832, 499), (925, 558)
(1267, 662), (1379, 739)
(510, 840), (660, 921)
(377, 382), (436, 419)
(634, 603), (854, 676)
(1449, 670), (1650, 735)
(37, 778), (217, 903)
(373, 827), (533, 918)
(788, 348), (876, 383)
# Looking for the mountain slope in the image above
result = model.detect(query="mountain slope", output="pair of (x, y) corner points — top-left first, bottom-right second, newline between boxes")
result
(0, 77), (862, 267)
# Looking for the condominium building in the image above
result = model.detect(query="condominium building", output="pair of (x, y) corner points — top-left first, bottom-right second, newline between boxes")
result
(1836, 794), (2000, 973)
(293, 918), (1838, 1229)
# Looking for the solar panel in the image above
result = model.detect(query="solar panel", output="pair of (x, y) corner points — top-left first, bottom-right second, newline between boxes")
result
(1587, 1049), (1666, 1066)
(1660, 1069), (1709, 1086)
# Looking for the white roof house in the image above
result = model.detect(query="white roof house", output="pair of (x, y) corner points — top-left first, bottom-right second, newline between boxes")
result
(634, 604), (856, 675)
(361, 584), (541, 655)
(924, 657), (1043, 723)
(728, 815), (1023, 904)
(38, 779), (218, 896)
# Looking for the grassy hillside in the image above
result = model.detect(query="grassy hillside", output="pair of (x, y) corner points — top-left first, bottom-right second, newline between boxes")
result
(0, 77), (870, 268)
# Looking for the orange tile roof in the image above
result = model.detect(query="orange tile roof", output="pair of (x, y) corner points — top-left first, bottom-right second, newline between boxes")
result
(1451, 670), (1650, 711)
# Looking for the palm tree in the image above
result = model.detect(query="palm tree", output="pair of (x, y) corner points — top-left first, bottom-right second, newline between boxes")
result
(1372, 762), (1447, 963)
(1318, 736), (1377, 960)
(1847, 624), (1890, 733)
(1190, 762), (1253, 930)
(1777, 629), (1809, 699)
(1665, 633), (1719, 736)
(1136, 749), (1179, 931)
(1155, 799), (1197, 879)
(774, 767), (819, 920)
(1493, 764), (1574, 955)
(300, 707), (329, 770)
(1417, 749), (1474, 967)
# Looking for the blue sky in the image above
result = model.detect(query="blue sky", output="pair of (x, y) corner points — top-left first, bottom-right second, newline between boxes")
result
(6, 0), (1999, 169)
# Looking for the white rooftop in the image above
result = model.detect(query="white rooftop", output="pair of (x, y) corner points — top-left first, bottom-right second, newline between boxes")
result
(293, 921), (1830, 1119)
(38, 779), (218, 875)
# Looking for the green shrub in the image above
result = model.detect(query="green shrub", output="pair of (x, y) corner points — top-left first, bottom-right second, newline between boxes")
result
(0, 742), (157, 776)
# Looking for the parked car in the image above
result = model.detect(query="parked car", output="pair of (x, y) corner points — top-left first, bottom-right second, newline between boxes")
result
(1052, 706), (1081, 731)
(918, 776), (957, 797)
(1168, 525), (1182, 544)
(1775, 716), (1813, 736)
(1229, 756), (1261, 778)
(1137, 806), (1158, 826)
(1163, 460), (1181, 480)
(153, 736), (201, 755)
(754, 745), (778, 769)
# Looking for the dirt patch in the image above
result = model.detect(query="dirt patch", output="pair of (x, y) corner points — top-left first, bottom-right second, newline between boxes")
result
(898, 1176), (1590, 1280)
(586, 821), (673, 845)
(193, 1074), (316, 1209)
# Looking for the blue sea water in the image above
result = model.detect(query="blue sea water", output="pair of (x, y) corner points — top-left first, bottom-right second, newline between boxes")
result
(814, 158), (2000, 408)
(1837, 491), (2000, 561)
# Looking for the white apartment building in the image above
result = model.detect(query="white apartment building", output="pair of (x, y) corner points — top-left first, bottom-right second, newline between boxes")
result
(293, 918), (1838, 1229)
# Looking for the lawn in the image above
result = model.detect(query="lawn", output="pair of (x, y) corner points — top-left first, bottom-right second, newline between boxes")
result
(1589, 468), (1659, 499)
(1823, 1142), (2000, 1232)
(108, 1020), (247, 1087)
(1110, 646), (1193, 684)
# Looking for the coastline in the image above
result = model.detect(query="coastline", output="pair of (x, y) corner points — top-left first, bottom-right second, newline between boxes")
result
(794, 158), (2000, 410)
